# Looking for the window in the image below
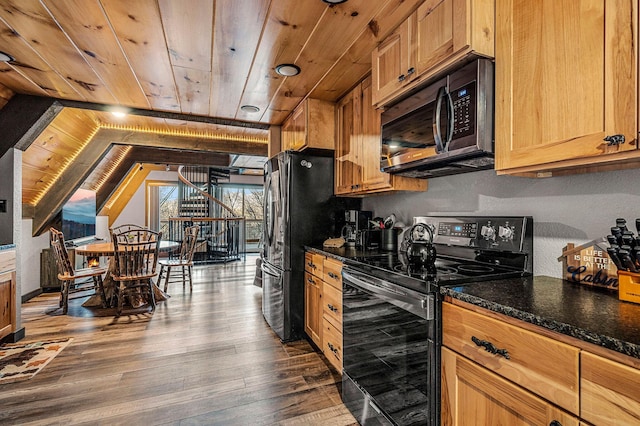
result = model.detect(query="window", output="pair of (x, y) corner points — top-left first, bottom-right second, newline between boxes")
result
(220, 184), (264, 252)
(146, 181), (179, 236)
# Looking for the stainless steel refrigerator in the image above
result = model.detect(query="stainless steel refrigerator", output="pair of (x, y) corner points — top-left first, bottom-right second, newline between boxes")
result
(261, 151), (359, 342)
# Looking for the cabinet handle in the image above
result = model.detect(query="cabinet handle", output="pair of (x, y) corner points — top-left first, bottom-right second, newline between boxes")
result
(307, 277), (314, 284)
(604, 134), (625, 145)
(307, 261), (316, 269)
(549, 421), (562, 426)
(471, 336), (510, 359)
(327, 303), (338, 313)
(328, 271), (338, 280)
(398, 74), (406, 82)
(327, 342), (339, 355)
(407, 67), (415, 76)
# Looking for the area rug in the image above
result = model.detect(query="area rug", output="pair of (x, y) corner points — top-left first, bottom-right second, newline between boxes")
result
(0, 338), (72, 384)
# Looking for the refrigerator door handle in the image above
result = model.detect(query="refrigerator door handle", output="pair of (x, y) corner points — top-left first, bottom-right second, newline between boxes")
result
(261, 261), (281, 278)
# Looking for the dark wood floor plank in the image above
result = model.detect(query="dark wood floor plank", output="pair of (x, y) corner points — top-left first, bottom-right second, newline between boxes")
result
(1, 256), (356, 425)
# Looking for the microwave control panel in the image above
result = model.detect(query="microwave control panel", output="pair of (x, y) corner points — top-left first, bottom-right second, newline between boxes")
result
(451, 81), (476, 139)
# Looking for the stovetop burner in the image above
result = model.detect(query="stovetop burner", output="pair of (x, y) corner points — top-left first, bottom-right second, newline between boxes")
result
(348, 251), (526, 290)
(457, 264), (495, 274)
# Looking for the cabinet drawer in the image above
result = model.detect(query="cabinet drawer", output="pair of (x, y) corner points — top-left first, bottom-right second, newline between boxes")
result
(442, 303), (580, 414)
(323, 282), (342, 329)
(323, 318), (342, 372)
(304, 252), (324, 277)
(581, 351), (640, 425)
(304, 270), (321, 289)
(323, 257), (342, 289)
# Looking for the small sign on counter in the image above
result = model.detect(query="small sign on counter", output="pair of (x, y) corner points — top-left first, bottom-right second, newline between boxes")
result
(557, 238), (618, 289)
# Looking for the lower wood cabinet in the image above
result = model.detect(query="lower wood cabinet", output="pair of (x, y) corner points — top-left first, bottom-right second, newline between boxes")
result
(304, 251), (344, 372)
(0, 249), (16, 341)
(304, 270), (322, 346)
(304, 252), (325, 347)
(441, 346), (578, 426)
(442, 300), (640, 425)
(581, 351), (640, 425)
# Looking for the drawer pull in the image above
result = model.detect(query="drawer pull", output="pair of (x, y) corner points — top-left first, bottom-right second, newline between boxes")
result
(307, 261), (315, 269)
(327, 303), (338, 313)
(327, 342), (339, 355)
(471, 336), (510, 360)
(328, 271), (338, 280)
(307, 277), (314, 284)
(549, 421), (562, 426)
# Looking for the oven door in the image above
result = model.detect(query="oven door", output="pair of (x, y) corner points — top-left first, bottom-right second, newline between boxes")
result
(341, 268), (438, 426)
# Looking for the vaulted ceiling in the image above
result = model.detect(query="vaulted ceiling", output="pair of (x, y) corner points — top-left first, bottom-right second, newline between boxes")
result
(0, 0), (424, 235)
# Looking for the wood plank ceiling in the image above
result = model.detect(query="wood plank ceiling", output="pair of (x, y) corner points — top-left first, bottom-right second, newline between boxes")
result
(0, 0), (424, 234)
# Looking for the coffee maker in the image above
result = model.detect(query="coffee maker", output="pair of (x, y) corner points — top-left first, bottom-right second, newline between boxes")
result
(341, 210), (372, 247)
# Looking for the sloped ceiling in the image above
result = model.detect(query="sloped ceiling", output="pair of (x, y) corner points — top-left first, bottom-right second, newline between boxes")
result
(0, 0), (425, 235)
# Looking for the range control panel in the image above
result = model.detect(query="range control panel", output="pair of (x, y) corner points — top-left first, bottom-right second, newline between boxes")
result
(413, 216), (532, 253)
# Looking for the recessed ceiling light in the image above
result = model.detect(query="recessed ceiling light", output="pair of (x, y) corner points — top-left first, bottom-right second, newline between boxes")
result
(0, 51), (14, 62)
(275, 64), (301, 77)
(322, 0), (348, 3)
(110, 106), (128, 118)
(241, 105), (260, 113)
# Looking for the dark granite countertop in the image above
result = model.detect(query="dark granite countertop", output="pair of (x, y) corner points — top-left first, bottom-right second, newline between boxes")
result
(307, 245), (640, 360)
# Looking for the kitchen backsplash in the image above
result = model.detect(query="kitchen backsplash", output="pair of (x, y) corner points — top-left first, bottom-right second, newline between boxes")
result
(362, 167), (640, 279)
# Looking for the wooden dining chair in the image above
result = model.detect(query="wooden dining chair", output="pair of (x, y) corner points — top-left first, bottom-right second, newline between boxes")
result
(49, 228), (108, 314)
(109, 223), (148, 238)
(111, 228), (162, 315)
(158, 225), (200, 292)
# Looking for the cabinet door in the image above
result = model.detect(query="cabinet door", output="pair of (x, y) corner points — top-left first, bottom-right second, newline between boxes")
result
(372, 18), (412, 107)
(335, 88), (361, 194)
(0, 271), (12, 339)
(288, 104), (306, 151)
(304, 271), (322, 347)
(495, 0), (637, 174)
(581, 351), (640, 425)
(360, 76), (393, 191)
(441, 347), (579, 426)
(414, 0), (459, 75)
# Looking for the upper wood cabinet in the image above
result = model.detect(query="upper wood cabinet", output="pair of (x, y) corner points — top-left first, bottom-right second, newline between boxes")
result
(372, 0), (494, 107)
(495, 0), (639, 176)
(335, 76), (427, 195)
(281, 98), (335, 152)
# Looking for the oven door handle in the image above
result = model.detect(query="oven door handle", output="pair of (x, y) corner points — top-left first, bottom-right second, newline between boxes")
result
(342, 268), (434, 320)
(343, 269), (407, 297)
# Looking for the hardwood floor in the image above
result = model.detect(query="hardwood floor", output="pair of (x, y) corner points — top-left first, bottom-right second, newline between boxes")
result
(1, 256), (357, 425)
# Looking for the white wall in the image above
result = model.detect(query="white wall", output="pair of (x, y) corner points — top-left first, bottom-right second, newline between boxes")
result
(111, 170), (177, 230)
(20, 219), (49, 297)
(362, 167), (640, 278)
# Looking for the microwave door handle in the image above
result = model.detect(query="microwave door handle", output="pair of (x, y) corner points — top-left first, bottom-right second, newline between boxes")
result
(443, 89), (454, 152)
(433, 86), (447, 153)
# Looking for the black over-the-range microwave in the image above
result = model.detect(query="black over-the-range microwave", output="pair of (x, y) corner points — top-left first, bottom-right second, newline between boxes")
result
(380, 58), (494, 178)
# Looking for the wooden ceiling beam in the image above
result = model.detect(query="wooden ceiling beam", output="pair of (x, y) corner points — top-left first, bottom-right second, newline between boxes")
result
(0, 95), (63, 158)
(57, 98), (269, 130)
(95, 146), (231, 211)
(31, 132), (112, 236)
(94, 128), (268, 156)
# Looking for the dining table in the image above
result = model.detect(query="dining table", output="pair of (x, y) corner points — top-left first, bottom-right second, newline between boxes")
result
(75, 240), (180, 308)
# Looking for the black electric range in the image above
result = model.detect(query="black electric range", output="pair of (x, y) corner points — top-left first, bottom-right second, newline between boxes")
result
(341, 216), (533, 426)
